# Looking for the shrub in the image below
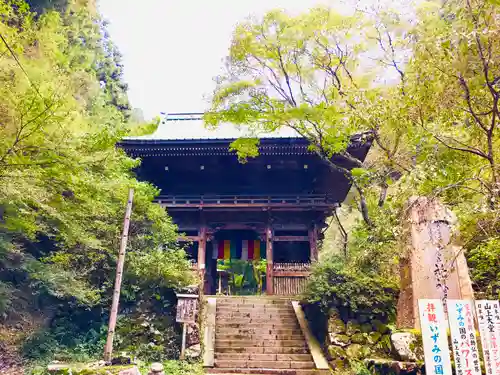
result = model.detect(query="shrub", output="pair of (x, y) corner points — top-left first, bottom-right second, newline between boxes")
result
(303, 255), (399, 321)
(0, 281), (14, 317)
(467, 237), (500, 299)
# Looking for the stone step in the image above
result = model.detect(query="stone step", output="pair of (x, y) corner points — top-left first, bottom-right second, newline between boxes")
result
(216, 339), (307, 348)
(215, 297), (291, 304)
(215, 334), (305, 341)
(216, 303), (290, 309)
(216, 305), (291, 309)
(222, 323), (300, 329)
(216, 311), (296, 318)
(216, 327), (303, 335)
(215, 346), (310, 354)
(215, 360), (315, 370)
(206, 368), (329, 375)
(217, 318), (297, 325)
(217, 303), (291, 309)
(216, 309), (293, 315)
(215, 353), (313, 362)
(217, 306), (295, 312)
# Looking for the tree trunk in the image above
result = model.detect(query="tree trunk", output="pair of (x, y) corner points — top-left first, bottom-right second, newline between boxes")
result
(354, 183), (373, 227)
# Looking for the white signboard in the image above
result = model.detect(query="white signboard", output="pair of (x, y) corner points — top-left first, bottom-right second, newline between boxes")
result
(419, 299), (453, 375)
(447, 300), (481, 375)
(475, 300), (500, 375)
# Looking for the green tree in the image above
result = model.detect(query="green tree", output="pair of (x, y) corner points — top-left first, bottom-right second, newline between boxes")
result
(207, 0), (500, 300)
(205, 8), (377, 226)
(0, 0), (194, 362)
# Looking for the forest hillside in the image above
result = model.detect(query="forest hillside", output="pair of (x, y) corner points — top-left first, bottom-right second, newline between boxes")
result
(0, 0), (194, 372)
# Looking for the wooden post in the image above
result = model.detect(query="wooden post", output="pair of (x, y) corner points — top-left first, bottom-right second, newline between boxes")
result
(309, 225), (318, 262)
(180, 323), (187, 360)
(197, 226), (207, 293)
(104, 188), (134, 362)
(218, 270), (222, 294)
(266, 226), (273, 295)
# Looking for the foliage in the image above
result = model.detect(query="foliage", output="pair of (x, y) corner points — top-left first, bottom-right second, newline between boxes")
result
(31, 360), (204, 375)
(217, 259), (266, 295)
(349, 360), (372, 375)
(113, 315), (180, 362)
(22, 288), (182, 364)
(159, 360), (204, 375)
(303, 254), (399, 320)
(205, 7), (375, 225)
(22, 309), (107, 363)
(252, 259), (267, 294)
(0, 0), (194, 365)
(207, 0), (500, 303)
(467, 238), (500, 299)
(0, 281), (14, 317)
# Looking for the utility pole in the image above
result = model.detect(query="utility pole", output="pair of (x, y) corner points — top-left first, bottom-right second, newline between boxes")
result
(104, 188), (134, 362)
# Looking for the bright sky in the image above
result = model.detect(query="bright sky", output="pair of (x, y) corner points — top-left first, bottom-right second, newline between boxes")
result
(98, 0), (341, 120)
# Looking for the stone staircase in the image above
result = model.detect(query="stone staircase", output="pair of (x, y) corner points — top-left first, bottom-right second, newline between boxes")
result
(206, 296), (328, 375)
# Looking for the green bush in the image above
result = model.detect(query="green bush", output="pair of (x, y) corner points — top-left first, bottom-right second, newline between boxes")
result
(160, 360), (204, 375)
(113, 314), (181, 362)
(22, 314), (107, 362)
(0, 281), (14, 316)
(303, 255), (399, 320)
(467, 237), (500, 299)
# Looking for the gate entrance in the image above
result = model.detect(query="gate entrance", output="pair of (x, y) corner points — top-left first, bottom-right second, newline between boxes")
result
(205, 230), (266, 295)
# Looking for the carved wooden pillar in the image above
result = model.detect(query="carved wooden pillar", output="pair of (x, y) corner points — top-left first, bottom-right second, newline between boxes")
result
(265, 226), (273, 295)
(309, 225), (318, 262)
(197, 226), (207, 293)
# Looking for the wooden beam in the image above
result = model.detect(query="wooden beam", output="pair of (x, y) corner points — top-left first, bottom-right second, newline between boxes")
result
(266, 226), (273, 295)
(177, 235), (200, 242)
(164, 206), (333, 213)
(309, 225), (318, 262)
(273, 236), (309, 242)
(197, 226), (207, 293)
(274, 271), (311, 277)
(159, 203), (335, 209)
(272, 224), (309, 230)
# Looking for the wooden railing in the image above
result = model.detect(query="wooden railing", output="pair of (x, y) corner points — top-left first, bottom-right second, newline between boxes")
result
(274, 262), (311, 272)
(273, 262), (311, 296)
(156, 194), (336, 207)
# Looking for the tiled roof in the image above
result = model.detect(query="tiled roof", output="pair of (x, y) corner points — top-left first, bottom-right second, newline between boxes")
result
(124, 112), (301, 141)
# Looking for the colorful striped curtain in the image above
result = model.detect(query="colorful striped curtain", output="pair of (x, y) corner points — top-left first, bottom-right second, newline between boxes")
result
(212, 240), (262, 260)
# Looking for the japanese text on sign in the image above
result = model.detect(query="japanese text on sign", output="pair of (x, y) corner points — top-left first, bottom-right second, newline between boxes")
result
(476, 300), (500, 375)
(419, 299), (453, 375)
(447, 300), (481, 375)
(176, 294), (198, 323)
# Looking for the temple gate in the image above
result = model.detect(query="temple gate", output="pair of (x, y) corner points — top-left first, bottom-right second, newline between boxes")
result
(119, 113), (372, 295)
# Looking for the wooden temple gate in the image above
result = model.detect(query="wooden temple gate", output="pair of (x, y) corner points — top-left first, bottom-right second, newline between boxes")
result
(185, 222), (318, 296)
(118, 113), (372, 296)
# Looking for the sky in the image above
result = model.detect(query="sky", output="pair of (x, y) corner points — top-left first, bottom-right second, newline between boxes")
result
(98, 0), (340, 120)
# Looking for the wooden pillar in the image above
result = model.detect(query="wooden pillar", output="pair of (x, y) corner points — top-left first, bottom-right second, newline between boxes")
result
(309, 225), (318, 262)
(197, 226), (207, 293)
(266, 226), (273, 295)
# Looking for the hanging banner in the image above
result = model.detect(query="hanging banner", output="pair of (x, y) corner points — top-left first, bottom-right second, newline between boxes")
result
(447, 300), (481, 375)
(212, 240), (262, 260)
(418, 299), (453, 375)
(475, 300), (500, 375)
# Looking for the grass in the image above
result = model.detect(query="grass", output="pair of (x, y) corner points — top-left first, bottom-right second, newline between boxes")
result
(28, 360), (203, 375)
